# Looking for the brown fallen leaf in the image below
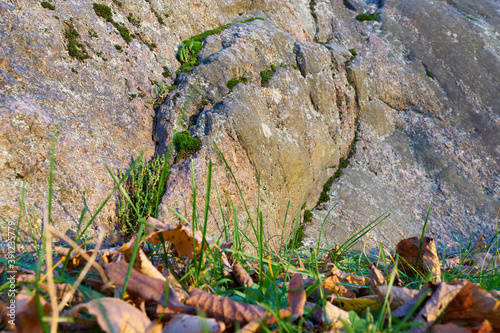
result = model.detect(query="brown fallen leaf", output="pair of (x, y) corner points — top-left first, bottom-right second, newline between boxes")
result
(470, 235), (487, 253)
(186, 287), (267, 324)
(430, 323), (472, 333)
(65, 297), (151, 333)
(376, 285), (420, 310)
(305, 301), (350, 330)
(329, 264), (368, 286)
(288, 273), (306, 317)
(15, 288), (51, 333)
(321, 274), (356, 299)
(117, 246), (165, 281)
(443, 280), (500, 330)
(144, 218), (217, 259)
(392, 285), (432, 317)
(163, 314), (226, 333)
(410, 282), (464, 333)
(232, 260), (254, 287)
(395, 237), (442, 283)
(369, 263), (387, 285)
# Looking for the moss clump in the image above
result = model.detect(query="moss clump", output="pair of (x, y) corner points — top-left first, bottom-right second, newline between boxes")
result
(227, 76), (249, 92)
(176, 24), (229, 74)
(117, 154), (170, 234)
(356, 12), (380, 22)
(293, 42), (297, 53)
(161, 66), (171, 78)
(239, 17), (265, 23)
(426, 68), (434, 79)
(349, 48), (357, 57)
(260, 69), (274, 85)
(303, 210), (313, 224)
(93, 3), (132, 43)
(127, 13), (141, 27)
(270, 64), (276, 71)
(114, 44), (122, 51)
(41, 2), (55, 10)
(65, 28), (90, 61)
(309, 0), (317, 14)
(173, 131), (201, 159)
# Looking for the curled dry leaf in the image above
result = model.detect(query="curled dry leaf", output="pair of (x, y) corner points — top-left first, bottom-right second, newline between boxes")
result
(15, 289), (51, 333)
(443, 280), (500, 330)
(186, 287), (267, 324)
(288, 273), (306, 317)
(232, 260), (253, 287)
(321, 274), (356, 299)
(66, 297), (151, 333)
(392, 285), (431, 317)
(376, 285), (420, 310)
(369, 263), (386, 285)
(163, 314), (225, 333)
(305, 301), (350, 329)
(329, 264), (368, 286)
(144, 217), (217, 259)
(39, 282), (84, 305)
(330, 296), (381, 315)
(471, 235), (487, 253)
(395, 237), (442, 283)
(410, 282), (464, 333)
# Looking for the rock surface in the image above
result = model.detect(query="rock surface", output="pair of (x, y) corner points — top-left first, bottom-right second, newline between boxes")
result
(1, 0), (498, 251)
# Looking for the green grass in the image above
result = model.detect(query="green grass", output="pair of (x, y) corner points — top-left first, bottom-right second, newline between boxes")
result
(117, 153), (170, 234)
(3, 137), (499, 333)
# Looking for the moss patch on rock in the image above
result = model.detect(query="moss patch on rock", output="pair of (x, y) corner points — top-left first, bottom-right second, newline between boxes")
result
(356, 12), (380, 22)
(173, 131), (201, 159)
(227, 76), (249, 92)
(41, 2), (55, 10)
(93, 3), (132, 43)
(176, 24), (229, 74)
(65, 27), (90, 61)
(260, 69), (274, 85)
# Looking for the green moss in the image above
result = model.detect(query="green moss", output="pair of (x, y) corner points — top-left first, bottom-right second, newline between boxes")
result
(127, 13), (141, 27)
(65, 28), (90, 61)
(173, 131), (201, 159)
(115, 44), (122, 51)
(93, 3), (113, 22)
(93, 3), (132, 43)
(356, 12), (380, 22)
(270, 64), (276, 71)
(239, 17), (265, 23)
(41, 2), (55, 10)
(201, 99), (210, 106)
(227, 76), (249, 92)
(280, 62), (299, 70)
(161, 66), (171, 78)
(426, 68), (434, 79)
(309, 0), (316, 14)
(293, 42), (297, 53)
(349, 48), (357, 57)
(303, 210), (313, 224)
(260, 69), (274, 85)
(117, 154), (170, 233)
(176, 24), (229, 74)
(465, 14), (477, 21)
(146, 42), (157, 51)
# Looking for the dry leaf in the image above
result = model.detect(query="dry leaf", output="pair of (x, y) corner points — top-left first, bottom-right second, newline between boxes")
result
(471, 235), (487, 253)
(186, 287), (267, 324)
(66, 297), (151, 333)
(306, 301), (350, 329)
(145, 218), (217, 259)
(329, 264), (368, 286)
(443, 280), (500, 330)
(369, 263), (386, 285)
(392, 285), (432, 317)
(395, 237), (442, 283)
(331, 296), (381, 315)
(15, 289), (51, 333)
(321, 274), (356, 299)
(472, 253), (500, 269)
(232, 261), (253, 287)
(410, 282), (464, 333)
(163, 314), (225, 333)
(430, 323), (472, 333)
(288, 273), (306, 317)
(377, 285), (420, 310)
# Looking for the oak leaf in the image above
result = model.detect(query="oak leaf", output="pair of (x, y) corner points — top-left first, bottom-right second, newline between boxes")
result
(395, 237), (441, 283)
